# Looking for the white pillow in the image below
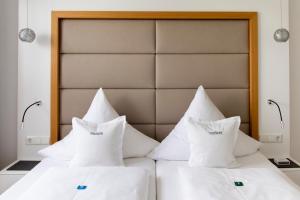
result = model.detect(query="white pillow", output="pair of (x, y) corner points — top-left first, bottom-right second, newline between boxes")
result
(39, 88), (159, 160)
(186, 117), (240, 168)
(148, 86), (261, 160)
(234, 132), (261, 157)
(70, 116), (126, 167)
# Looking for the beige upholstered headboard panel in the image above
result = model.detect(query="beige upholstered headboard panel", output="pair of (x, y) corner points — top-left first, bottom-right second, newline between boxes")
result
(51, 12), (258, 143)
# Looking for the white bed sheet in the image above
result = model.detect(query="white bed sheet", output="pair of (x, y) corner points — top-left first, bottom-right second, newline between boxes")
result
(156, 151), (288, 200)
(0, 157), (156, 200)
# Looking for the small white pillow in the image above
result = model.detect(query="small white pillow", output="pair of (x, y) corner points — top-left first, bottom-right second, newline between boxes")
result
(39, 88), (159, 160)
(70, 116), (126, 167)
(148, 86), (261, 160)
(186, 117), (240, 168)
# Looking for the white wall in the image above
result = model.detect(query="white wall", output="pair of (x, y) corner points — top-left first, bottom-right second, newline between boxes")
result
(0, 0), (18, 169)
(290, 0), (300, 162)
(18, 0), (290, 159)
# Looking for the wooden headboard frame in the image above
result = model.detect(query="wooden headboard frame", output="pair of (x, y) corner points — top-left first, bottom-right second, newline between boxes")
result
(51, 11), (258, 144)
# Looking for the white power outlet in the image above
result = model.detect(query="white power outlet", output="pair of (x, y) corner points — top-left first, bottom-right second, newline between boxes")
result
(260, 134), (283, 143)
(26, 136), (50, 145)
(26, 136), (40, 145)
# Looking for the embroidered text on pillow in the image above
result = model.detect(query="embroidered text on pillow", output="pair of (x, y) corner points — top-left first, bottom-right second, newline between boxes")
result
(209, 131), (223, 135)
(90, 132), (104, 136)
(205, 124), (224, 135)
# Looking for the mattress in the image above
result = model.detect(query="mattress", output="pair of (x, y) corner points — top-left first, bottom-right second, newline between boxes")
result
(156, 151), (287, 200)
(0, 157), (156, 200)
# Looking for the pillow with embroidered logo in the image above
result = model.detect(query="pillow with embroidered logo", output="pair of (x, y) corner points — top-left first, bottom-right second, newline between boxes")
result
(185, 116), (240, 168)
(39, 88), (159, 161)
(69, 116), (126, 167)
(148, 86), (260, 161)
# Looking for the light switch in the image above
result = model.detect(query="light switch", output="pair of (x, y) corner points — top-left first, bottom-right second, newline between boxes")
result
(260, 133), (283, 143)
(26, 136), (50, 145)
(26, 136), (41, 145)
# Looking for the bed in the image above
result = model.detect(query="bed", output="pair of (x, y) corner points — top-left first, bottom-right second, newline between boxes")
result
(5, 11), (296, 200)
(156, 152), (300, 200)
(0, 157), (156, 200)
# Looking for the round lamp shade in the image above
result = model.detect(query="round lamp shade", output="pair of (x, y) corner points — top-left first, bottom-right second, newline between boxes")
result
(19, 28), (36, 43)
(274, 28), (290, 42)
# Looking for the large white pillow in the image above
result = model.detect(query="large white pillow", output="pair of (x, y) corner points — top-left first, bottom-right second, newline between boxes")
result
(39, 88), (159, 160)
(186, 117), (240, 168)
(70, 116), (126, 167)
(148, 86), (261, 160)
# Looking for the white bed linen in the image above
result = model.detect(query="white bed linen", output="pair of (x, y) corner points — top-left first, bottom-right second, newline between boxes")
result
(156, 152), (297, 200)
(0, 157), (156, 200)
(19, 167), (149, 200)
(179, 167), (300, 200)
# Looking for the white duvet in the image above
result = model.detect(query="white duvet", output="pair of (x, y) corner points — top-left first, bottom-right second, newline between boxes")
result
(18, 167), (149, 200)
(179, 167), (300, 200)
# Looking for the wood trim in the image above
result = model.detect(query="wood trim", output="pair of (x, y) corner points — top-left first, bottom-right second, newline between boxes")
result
(50, 11), (259, 143)
(249, 14), (259, 140)
(52, 11), (257, 20)
(50, 13), (60, 144)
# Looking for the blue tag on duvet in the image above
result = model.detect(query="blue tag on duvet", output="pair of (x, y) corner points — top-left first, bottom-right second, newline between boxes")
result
(234, 181), (244, 187)
(77, 185), (87, 190)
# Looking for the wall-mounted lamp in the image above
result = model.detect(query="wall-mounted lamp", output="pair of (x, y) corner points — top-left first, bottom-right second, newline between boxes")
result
(267, 99), (284, 129)
(19, 0), (36, 43)
(21, 101), (42, 129)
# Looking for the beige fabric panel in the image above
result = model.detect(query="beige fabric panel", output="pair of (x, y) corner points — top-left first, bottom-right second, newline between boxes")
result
(156, 54), (249, 88)
(60, 124), (155, 139)
(240, 124), (250, 135)
(156, 89), (249, 124)
(130, 124), (156, 138)
(60, 125), (72, 139)
(156, 123), (250, 141)
(156, 20), (249, 53)
(61, 20), (155, 53)
(60, 89), (155, 124)
(59, 18), (251, 141)
(156, 125), (174, 142)
(61, 54), (155, 89)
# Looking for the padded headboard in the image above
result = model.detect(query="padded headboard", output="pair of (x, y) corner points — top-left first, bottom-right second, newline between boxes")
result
(51, 12), (258, 143)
